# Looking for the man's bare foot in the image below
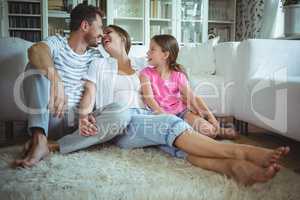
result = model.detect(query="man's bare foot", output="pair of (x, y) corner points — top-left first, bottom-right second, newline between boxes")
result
(13, 132), (49, 168)
(216, 128), (239, 140)
(231, 160), (281, 186)
(245, 146), (290, 167)
(22, 140), (32, 158)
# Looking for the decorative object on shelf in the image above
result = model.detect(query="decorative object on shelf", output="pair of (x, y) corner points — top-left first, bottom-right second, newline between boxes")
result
(181, 0), (202, 20)
(283, 1), (300, 37)
(208, 0), (236, 42)
(281, 0), (300, 6)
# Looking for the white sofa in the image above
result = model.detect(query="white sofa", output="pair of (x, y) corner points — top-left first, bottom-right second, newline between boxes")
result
(178, 39), (300, 142)
(232, 39), (300, 141)
(0, 37), (300, 142)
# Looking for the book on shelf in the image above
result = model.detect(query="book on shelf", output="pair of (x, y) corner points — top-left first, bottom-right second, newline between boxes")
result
(8, 1), (40, 14)
(7, 1), (42, 42)
(9, 16), (41, 28)
(10, 30), (41, 42)
(48, 0), (64, 10)
(48, 0), (71, 12)
(151, 0), (171, 19)
(48, 26), (70, 37)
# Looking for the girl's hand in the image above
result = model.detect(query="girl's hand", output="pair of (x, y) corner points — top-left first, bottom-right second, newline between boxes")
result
(208, 117), (220, 133)
(79, 114), (98, 136)
(196, 109), (205, 118)
(212, 122), (220, 133)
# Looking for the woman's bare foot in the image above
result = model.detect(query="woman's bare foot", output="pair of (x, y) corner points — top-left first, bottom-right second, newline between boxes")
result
(216, 128), (239, 140)
(231, 160), (281, 186)
(48, 142), (59, 152)
(13, 132), (49, 168)
(245, 146), (290, 167)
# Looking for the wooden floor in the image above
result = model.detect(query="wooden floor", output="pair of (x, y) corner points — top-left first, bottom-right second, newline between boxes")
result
(235, 130), (300, 174)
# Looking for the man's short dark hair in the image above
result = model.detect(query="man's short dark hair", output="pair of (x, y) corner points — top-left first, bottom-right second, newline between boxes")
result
(70, 3), (104, 32)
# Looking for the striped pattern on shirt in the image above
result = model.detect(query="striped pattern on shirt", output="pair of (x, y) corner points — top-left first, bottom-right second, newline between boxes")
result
(43, 35), (102, 107)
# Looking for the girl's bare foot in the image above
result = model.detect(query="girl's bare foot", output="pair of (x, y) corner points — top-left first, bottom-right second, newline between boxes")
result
(231, 160), (281, 186)
(246, 146), (290, 167)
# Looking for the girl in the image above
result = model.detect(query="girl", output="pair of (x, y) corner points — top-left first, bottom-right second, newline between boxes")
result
(140, 34), (237, 139)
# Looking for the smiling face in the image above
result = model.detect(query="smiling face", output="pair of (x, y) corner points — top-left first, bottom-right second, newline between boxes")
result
(102, 27), (123, 55)
(101, 25), (131, 56)
(84, 14), (103, 47)
(147, 40), (169, 66)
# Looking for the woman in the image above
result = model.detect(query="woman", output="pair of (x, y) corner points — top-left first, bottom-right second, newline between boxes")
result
(56, 25), (289, 186)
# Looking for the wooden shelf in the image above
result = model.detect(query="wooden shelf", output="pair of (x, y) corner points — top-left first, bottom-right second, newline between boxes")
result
(150, 18), (171, 22)
(181, 19), (202, 23)
(8, 14), (41, 17)
(9, 27), (41, 31)
(208, 20), (235, 24)
(114, 17), (144, 21)
(132, 41), (144, 45)
(7, 0), (40, 3)
(48, 10), (70, 18)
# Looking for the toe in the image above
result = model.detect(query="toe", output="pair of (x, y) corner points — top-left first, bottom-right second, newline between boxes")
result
(23, 159), (37, 168)
(263, 167), (275, 181)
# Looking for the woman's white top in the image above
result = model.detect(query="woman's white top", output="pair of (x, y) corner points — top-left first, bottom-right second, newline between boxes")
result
(114, 73), (145, 109)
(83, 57), (145, 109)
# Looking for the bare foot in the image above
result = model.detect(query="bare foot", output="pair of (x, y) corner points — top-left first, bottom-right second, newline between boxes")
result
(13, 133), (49, 168)
(48, 142), (59, 152)
(231, 160), (281, 186)
(216, 128), (239, 140)
(21, 140), (31, 158)
(246, 146), (290, 168)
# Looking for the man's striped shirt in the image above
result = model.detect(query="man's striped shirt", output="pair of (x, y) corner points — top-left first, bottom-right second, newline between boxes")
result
(43, 35), (102, 107)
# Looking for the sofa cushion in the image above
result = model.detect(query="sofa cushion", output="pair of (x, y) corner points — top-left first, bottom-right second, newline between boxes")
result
(177, 37), (219, 76)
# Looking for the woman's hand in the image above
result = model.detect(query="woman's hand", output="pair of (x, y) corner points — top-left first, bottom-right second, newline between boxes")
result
(79, 114), (98, 136)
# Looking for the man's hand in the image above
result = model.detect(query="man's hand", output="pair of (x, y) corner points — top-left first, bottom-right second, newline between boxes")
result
(48, 78), (67, 118)
(79, 115), (98, 136)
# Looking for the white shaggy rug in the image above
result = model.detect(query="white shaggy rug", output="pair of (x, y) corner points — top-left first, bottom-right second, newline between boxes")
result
(0, 144), (300, 200)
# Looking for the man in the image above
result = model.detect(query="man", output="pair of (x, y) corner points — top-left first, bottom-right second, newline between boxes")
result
(14, 4), (130, 168)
